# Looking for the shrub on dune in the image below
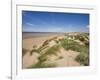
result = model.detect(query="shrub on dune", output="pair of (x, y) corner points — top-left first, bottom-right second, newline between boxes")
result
(28, 61), (56, 68)
(22, 48), (28, 57)
(38, 45), (60, 61)
(75, 52), (89, 66)
(44, 45), (60, 56)
(60, 37), (89, 66)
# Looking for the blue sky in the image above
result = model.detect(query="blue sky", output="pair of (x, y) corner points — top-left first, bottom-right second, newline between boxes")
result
(22, 11), (89, 33)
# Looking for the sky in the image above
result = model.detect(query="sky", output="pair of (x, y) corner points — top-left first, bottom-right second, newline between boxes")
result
(22, 11), (89, 33)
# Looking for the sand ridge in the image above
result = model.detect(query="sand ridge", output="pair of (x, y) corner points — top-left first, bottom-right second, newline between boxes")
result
(22, 35), (81, 68)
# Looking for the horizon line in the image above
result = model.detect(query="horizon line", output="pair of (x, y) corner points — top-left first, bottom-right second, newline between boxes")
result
(22, 31), (89, 33)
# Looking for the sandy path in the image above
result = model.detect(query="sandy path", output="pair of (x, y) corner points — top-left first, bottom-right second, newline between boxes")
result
(45, 48), (80, 67)
(56, 48), (80, 67)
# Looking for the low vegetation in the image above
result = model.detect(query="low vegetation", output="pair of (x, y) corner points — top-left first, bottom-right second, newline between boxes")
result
(38, 45), (60, 61)
(75, 52), (89, 66)
(28, 45), (60, 68)
(27, 33), (89, 68)
(60, 39), (81, 52)
(28, 61), (56, 68)
(22, 48), (28, 57)
(30, 44), (49, 55)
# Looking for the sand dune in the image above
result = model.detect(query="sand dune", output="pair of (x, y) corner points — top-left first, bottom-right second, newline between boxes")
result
(44, 48), (80, 67)
(22, 35), (58, 50)
(22, 33), (89, 68)
(22, 52), (40, 68)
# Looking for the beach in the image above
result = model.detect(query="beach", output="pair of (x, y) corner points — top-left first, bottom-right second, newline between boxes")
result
(22, 32), (89, 69)
(22, 34), (63, 68)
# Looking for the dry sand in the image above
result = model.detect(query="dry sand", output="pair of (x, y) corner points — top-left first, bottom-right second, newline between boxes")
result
(22, 52), (40, 68)
(45, 48), (80, 67)
(22, 35), (80, 68)
(22, 35), (58, 50)
(22, 35), (59, 68)
(56, 48), (80, 67)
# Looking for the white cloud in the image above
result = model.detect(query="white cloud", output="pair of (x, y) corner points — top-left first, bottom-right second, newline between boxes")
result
(26, 22), (36, 27)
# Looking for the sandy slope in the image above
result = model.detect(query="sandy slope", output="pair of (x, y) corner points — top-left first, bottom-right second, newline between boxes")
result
(22, 35), (58, 50)
(22, 35), (80, 68)
(22, 52), (40, 68)
(56, 48), (80, 67)
(22, 35), (58, 68)
(45, 48), (80, 67)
